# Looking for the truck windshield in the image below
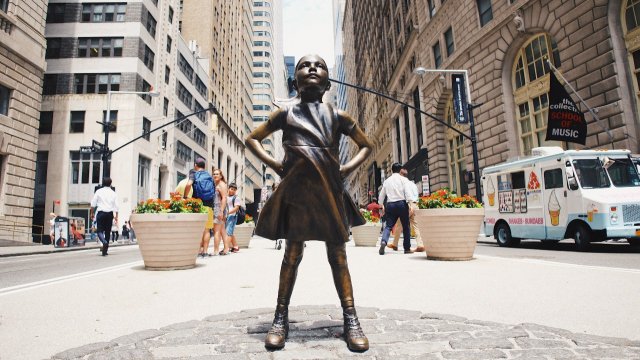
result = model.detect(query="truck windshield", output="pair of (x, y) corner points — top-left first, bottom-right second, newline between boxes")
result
(572, 159), (610, 189)
(605, 158), (640, 187)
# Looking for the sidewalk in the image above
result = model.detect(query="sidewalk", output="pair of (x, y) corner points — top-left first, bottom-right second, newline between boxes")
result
(0, 239), (136, 257)
(1, 237), (639, 359)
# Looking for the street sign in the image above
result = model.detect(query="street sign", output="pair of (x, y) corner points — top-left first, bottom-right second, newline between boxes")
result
(80, 146), (93, 153)
(452, 74), (469, 124)
(92, 140), (104, 151)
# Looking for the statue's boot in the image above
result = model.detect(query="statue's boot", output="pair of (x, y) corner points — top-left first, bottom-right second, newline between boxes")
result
(343, 307), (369, 352)
(264, 305), (288, 350)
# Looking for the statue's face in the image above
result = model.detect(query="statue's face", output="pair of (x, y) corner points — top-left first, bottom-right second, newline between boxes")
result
(294, 55), (329, 93)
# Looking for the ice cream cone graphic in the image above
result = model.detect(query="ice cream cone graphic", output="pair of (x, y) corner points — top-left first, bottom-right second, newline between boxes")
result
(548, 190), (561, 226)
(487, 178), (496, 206)
(587, 203), (597, 222)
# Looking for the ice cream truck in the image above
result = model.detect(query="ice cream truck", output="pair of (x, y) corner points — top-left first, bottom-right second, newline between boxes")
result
(482, 147), (640, 251)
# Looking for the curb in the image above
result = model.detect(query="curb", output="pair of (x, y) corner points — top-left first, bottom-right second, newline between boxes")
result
(0, 242), (136, 258)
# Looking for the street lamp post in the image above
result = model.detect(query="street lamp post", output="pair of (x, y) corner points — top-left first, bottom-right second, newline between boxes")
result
(412, 67), (482, 200)
(102, 90), (159, 178)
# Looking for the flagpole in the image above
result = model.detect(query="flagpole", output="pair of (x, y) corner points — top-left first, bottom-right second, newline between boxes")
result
(545, 59), (614, 149)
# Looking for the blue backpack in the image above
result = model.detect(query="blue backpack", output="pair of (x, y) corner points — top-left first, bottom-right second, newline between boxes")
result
(193, 171), (215, 202)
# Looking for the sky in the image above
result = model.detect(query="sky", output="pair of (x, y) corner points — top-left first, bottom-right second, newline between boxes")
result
(282, 0), (335, 68)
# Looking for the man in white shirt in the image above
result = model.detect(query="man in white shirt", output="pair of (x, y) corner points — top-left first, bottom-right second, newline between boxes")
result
(90, 177), (119, 256)
(389, 167), (424, 252)
(378, 163), (413, 255)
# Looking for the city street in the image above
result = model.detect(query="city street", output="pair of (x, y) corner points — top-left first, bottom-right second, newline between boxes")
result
(1, 237), (639, 359)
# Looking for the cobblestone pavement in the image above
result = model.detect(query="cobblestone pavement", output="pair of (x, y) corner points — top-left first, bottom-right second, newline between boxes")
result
(50, 305), (640, 360)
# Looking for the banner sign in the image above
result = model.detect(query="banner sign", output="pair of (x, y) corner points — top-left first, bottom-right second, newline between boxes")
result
(451, 74), (468, 124)
(545, 71), (587, 145)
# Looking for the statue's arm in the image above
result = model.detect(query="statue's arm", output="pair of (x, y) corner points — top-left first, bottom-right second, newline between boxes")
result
(245, 108), (285, 176)
(338, 110), (372, 177)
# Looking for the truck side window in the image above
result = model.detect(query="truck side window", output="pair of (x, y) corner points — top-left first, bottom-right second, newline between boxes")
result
(544, 168), (564, 189)
(512, 171), (525, 189)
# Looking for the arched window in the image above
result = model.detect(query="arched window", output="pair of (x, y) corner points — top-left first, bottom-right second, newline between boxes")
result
(626, 0), (640, 31)
(624, 1), (640, 112)
(444, 98), (468, 195)
(512, 33), (563, 155)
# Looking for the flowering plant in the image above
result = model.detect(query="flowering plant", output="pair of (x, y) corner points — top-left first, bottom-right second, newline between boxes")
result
(245, 215), (254, 223)
(361, 210), (380, 223)
(418, 188), (482, 209)
(134, 193), (208, 214)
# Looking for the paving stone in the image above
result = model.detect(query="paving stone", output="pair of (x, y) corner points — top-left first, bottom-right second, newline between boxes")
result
(240, 308), (275, 316)
(366, 331), (420, 344)
(465, 319), (511, 329)
(110, 329), (165, 345)
(528, 330), (565, 340)
(391, 341), (450, 356)
(449, 337), (515, 350)
(160, 319), (201, 331)
(271, 348), (338, 359)
(377, 309), (422, 321)
(422, 313), (468, 322)
(353, 307), (379, 319)
(150, 344), (216, 358)
(514, 337), (573, 349)
(473, 327), (529, 339)
(574, 347), (637, 358)
(437, 323), (485, 332)
(288, 329), (332, 338)
(291, 319), (342, 331)
(421, 331), (473, 342)
(51, 342), (118, 360)
(569, 332), (640, 347)
(508, 348), (578, 359)
(441, 349), (508, 359)
(86, 348), (154, 360)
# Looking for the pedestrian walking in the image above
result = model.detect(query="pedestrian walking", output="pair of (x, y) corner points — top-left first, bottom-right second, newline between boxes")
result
(378, 163), (413, 255)
(226, 183), (242, 253)
(90, 178), (118, 256)
(121, 221), (130, 240)
(388, 167), (424, 252)
(246, 54), (372, 352)
(212, 168), (230, 255)
(111, 219), (119, 242)
(48, 212), (56, 245)
(184, 158), (215, 257)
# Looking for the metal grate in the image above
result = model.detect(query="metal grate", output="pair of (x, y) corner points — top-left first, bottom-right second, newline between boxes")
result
(622, 204), (640, 224)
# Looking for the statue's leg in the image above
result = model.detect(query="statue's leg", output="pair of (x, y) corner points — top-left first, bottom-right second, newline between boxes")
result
(326, 242), (369, 352)
(265, 240), (305, 350)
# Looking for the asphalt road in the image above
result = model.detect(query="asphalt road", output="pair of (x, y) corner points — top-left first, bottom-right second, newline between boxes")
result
(1, 239), (639, 292)
(476, 238), (640, 270)
(0, 245), (142, 290)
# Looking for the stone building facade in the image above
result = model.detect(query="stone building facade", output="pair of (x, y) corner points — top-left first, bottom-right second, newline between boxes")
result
(0, 0), (47, 244)
(341, 0), (640, 204)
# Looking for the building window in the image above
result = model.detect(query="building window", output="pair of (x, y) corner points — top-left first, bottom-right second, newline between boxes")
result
(433, 41), (442, 68)
(163, 97), (169, 116)
(82, 3), (126, 22)
(194, 102), (206, 123)
(178, 54), (194, 80)
(145, 12), (157, 38)
(404, 106), (412, 157)
(139, 80), (152, 104)
(176, 82), (193, 107)
(252, 72), (270, 78)
(253, 51), (271, 57)
(253, 41), (271, 47)
(102, 110), (117, 132)
(427, 0), (436, 17)
(165, 66), (170, 84)
(46, 3), (66, 22)
(142, 117), (151, 141)
(78, 38), (123, 57)
(445, 98), (468, 195)
(74, 74), (120, 94)
(194, 128), (206, 148)
(143, 46), (155, 70)
(444, 27), (455, 56)
(70, 152), (102, 184)
(166, 35), (172, 53)
(177, 118), (192, 135)
(39, 111), (53, 134)
(413, 88), (423, 149)
(626, 0), (640, 31)
(253, 82), (271, 89)
(69, 111), (85, 133)
(195, 77), (207, 97)
(253, 20), (271, 27)
(512, 33), (563, 155)
(43, 74), (58, 95)
(137, 156), (151, 202)
(168, 6), (174, 23)
(253, 94), (272, 101)
(253, 61), (271, 68)
(0, 84), (9, 116)
(253, 105), (271, 111)
(253, 116), (268, 122)
(46, 38), (61, 59)
(476, 0), (493, 26)
(176, 141), (192, 163)
(395, 118), (402, 161)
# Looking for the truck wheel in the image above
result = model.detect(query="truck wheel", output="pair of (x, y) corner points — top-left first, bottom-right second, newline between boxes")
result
(573, 224), (592, 252)
(494, 222), (520, 247)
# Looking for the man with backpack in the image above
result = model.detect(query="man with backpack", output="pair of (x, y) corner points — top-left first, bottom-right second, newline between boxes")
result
(226, 183), (244, 253)
(184, 158), (216, 257)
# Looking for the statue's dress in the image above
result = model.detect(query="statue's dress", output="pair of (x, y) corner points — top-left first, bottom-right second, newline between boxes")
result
(255, 102), (366, 243)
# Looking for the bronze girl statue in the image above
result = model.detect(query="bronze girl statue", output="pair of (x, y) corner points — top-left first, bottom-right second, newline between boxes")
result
(246, 54), (372, 352)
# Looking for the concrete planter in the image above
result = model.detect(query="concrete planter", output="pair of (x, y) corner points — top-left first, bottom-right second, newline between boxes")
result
(130, 213), (207, 270)
(414, 208), (484, 260)
(234, 223), (254, 249)
(351, 222), (381, 246)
